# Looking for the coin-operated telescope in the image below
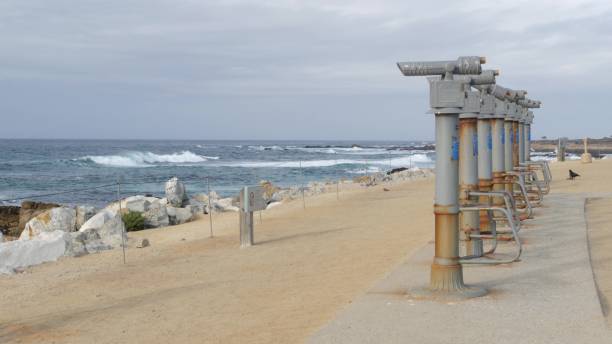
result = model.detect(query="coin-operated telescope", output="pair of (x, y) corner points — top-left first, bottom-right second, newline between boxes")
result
(517, 98), (541, 161)
(397, 56), (489, 298)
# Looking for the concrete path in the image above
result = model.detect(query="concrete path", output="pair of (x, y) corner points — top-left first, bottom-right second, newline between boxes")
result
(309, 193), (611, 343)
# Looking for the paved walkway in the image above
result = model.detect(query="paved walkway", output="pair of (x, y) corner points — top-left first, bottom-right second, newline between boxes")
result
(309, 193), (611, 343)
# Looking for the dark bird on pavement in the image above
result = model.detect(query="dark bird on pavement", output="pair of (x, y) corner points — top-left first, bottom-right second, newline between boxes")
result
(569, 169), (580, 180)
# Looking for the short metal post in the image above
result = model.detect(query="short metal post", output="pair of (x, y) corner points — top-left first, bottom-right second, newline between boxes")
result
(239, 210), (254, 247)
(239, 188), (254, 247)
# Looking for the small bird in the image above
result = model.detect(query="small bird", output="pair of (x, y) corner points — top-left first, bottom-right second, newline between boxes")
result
(569, 169), (580, 180)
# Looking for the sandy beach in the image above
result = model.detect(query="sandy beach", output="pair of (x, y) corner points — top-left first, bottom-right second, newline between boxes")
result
(0, 175), (435, 343)
(1, 158), (612, 343)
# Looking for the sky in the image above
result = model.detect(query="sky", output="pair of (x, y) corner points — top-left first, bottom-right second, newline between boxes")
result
(1, 0), (612, 141)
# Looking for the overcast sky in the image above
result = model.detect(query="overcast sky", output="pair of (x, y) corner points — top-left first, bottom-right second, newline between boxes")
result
(2, 0), (612, 140)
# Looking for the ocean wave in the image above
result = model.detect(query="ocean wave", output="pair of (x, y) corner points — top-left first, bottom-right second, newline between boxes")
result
(248, 145), (284, 151)
(290, 146), (415, 156)
(212, 153), (432, 169)
(346, 166), (383, 174)
(530, 153), (580, 162)
(79, 151), (218, 167)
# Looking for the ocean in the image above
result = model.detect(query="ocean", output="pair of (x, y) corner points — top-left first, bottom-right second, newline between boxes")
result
(0, 139), (435, 207)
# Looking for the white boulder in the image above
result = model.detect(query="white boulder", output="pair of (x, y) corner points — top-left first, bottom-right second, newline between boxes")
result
(165, 177), (188, 207)
(266, 201), (282, 210)
(213, 198), (239, 212)
(78, 209), (126, 251)
(106, 196), (169, 228)
(19, 207), (76, 241)
(186, 199), (205, 215)
(142, 199), (169, 228)
(0, 230), (68, 274)
(167, 206), (195, 225)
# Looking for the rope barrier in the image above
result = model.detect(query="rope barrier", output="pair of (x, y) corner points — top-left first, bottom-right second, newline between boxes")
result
(0, 183), (118, 203)
(0, 155), (416, 204)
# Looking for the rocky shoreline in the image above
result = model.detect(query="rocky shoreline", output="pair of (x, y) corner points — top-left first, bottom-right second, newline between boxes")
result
(0, 168), (433, 274)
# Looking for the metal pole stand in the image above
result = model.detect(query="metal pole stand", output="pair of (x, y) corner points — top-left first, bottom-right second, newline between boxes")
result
(239, 186), (265, 248)
(239, 209), (254, 248)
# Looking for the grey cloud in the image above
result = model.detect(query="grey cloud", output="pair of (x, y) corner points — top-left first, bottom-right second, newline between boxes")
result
(1, 0), (611, 139)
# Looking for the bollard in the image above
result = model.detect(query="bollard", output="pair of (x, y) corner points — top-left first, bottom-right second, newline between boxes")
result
(557, 138), (567, 162)
(239, 209), (254, 247)
(581, 137), (593, 163)
(397, 56), (487, 298)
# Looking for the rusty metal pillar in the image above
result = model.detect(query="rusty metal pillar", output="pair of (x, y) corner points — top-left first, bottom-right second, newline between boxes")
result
(490, 88), (511, 208)
(517, 99), (539, 161)
(397, 56), (488, 299)
(524, 122), (531, 161)
(477, 92), (494, 235)
(518, 118), (525, 164)
(504, 116), (514, 194)
(512, 121), (519, 168)
(432, 113), (463, 291)
(514, 91), (527, 166)
(459, 115), (481, 256)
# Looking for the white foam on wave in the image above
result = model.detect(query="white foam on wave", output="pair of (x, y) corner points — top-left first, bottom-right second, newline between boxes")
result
(347, 166), (383, 174)
(81, 151), (217, 167)
(530, 153), (580, 162)
(213, 153), (433, 169)
(291, 146), (420, 156)
(248, 145), (284, 151)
